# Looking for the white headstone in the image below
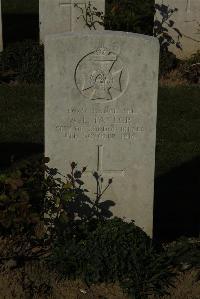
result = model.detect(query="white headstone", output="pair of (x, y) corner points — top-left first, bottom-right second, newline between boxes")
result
(0, 0), (3, 52)
(39, 0), (105, 43)
(155, 0), (200, 58)
(45, 31), (159, 236)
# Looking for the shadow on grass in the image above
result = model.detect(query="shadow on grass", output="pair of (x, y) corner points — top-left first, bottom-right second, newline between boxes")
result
(154, 156), (200, 241)
(2, 14), (39, 46)
(0, 142), (43, 170)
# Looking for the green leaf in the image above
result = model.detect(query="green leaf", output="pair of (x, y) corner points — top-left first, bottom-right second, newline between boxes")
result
(0, 194), (8, 201)
(63, 182), (72, 189)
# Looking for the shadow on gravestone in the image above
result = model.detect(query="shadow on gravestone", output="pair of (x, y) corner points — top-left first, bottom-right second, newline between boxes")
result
(73, 172), (114, 220)
(64, 193), (115, 221)
(154, 156), (200, 241)
(0, 142), (43, 170)
(62, 178), (115, 221)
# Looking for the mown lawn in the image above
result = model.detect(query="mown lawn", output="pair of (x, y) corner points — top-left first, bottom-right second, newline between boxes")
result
(0, 84), (200, 176)
(155, 86), (200, 176)
(0, 84), (44, 144)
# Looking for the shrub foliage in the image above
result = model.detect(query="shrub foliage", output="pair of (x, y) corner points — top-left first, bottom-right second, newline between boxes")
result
(179, 51), (200, 84)
(0, 158), (178, 298)
(50, 218), (176, 299)
(0, 159), (47, 241)
(1, 159), (199, 298)
(0, 40), (44, 83)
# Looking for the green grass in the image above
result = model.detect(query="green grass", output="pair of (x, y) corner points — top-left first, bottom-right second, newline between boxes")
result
(2, 0), (38, 15)
(155, 86), (200, 176)
(0, 84), (44, 144)
(0, 84), (199, 176)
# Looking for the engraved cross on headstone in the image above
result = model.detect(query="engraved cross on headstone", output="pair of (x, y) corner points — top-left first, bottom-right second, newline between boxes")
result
(59, 0), (86, 31)
(85, 145), (125, 178)
(186, 0), (191, 12)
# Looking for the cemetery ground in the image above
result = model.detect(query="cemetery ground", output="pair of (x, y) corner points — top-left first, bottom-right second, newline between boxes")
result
(0, 82), (200, 298)
(0, 1), (200, 298)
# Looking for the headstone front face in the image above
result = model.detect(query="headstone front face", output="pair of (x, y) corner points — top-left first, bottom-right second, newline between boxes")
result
(0, 0), (3, 51)
(155, 0), (200, 58)
(45, 31), (159, 236)
(39, 0), (105, 43)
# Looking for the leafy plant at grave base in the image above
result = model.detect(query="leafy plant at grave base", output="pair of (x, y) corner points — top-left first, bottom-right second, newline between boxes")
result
(0, 156), (114, 240)
(43, 160), (176, 298)
(0, 40), (44, 84)
(44, 160), (114, 239)
(178, 50), (200, 84)
(0, 158), (48, 263)
(0, 158), (52, 239)
(0, 157), (116, 272)
(50, 217), (177, 299)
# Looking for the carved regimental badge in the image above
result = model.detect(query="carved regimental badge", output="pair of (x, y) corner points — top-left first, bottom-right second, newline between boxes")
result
(75, 47), (129, 102)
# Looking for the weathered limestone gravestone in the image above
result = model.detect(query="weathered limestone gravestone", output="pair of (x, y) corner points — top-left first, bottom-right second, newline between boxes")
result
(45, 31), (159, 236)
(0, 0), (3, 51)
(155, 0), (200, 58)
(39, 0), (105, 43)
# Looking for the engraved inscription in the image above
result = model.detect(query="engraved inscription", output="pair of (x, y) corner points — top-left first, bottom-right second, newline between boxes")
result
(56, 106), (144, 141)
(75, 47), (129, 102)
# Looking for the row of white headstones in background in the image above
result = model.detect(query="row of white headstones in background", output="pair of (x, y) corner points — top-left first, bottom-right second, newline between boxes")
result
(0, 0), (199, 55)
(0, 0), (105, 51)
